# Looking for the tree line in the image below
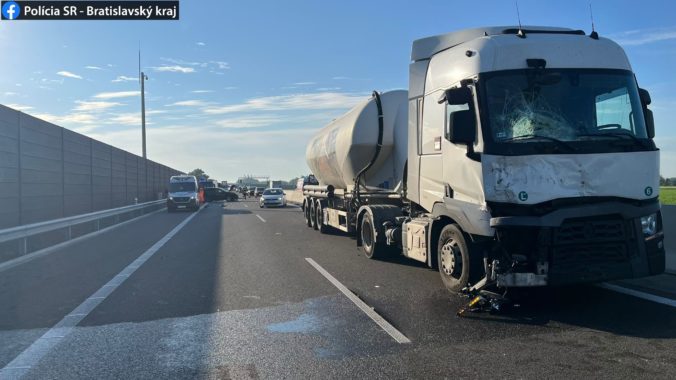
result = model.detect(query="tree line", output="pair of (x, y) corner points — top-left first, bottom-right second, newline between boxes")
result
(660, 176), (676, 186)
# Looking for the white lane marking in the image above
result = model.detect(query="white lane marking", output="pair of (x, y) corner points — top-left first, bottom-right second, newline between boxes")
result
(597, 283), (676, 308)
(243, 204), (249, 208)
(0, 206), (203, 379)
(256, 214), (266, 223)
(0, 207), (166, 274)
(305, 257), (411, 344)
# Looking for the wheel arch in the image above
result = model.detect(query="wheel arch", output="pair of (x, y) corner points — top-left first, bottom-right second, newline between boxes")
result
(429, 202), (492, 276)
(428, 215), (456, 268)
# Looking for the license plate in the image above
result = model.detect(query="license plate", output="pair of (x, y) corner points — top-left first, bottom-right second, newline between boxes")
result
(177, 205), (186, 209)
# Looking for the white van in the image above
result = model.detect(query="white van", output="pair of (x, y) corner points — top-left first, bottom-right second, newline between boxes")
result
(167, 175), (199, 212)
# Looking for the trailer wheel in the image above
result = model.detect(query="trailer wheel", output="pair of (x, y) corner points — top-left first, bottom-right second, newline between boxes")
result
(310, 201), (318, 230)
(361, 212), (386, 259)
(437, 224), (472, 292)
(316, 202), (327, 234)
(303, 198), (312, 227)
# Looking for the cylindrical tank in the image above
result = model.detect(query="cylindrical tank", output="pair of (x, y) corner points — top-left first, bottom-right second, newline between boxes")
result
(305, 90), (408, 191)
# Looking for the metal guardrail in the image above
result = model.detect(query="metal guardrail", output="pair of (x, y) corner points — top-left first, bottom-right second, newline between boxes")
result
(0, 199), (166, 259)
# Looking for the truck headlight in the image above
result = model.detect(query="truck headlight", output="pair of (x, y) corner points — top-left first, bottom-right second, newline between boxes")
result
(169, 196), (174, 201)
(190, 195), (196, 200)
(641, 213), (657, 236)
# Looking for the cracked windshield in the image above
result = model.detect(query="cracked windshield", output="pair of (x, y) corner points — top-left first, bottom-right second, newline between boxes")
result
(0, 1), (675, 379)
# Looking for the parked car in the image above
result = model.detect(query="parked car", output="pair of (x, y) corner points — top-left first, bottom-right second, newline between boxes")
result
(259, 188), (286, 208)
(204, 187), (239, 202)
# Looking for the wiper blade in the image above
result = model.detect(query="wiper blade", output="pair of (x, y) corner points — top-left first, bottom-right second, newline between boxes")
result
(501, 135), (577, 151)
(577, 132), (645, 145)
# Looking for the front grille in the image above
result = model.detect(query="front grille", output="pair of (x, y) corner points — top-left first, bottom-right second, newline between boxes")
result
(554, 218), (626, 244)
(548, 217), (635, 283)
(173, 197), (190, 203)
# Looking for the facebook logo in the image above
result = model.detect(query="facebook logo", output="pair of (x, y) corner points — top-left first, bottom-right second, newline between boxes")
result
(2, 1), (21, 20)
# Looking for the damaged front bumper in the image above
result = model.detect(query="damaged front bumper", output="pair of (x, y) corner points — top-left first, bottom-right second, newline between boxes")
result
(486, 200), (665, 287)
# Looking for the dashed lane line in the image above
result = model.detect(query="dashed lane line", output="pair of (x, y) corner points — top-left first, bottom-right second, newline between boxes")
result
(597, 283), (676, 308)
(305, 257), (411, 344)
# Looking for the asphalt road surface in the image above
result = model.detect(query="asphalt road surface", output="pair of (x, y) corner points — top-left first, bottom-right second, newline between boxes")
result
(1, 199), (675, 379)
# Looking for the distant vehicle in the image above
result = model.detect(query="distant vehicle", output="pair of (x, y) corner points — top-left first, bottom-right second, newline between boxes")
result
(167, 175), (199, 212)
(204, 187), (238, 202)
(269, 180), (283, 189)
(248, 187), (255, 196)
(259, 188), (286, 208)
(296, 175), (319, 190)
(199, 178), (218, 189)
(255, 187), (264, 197)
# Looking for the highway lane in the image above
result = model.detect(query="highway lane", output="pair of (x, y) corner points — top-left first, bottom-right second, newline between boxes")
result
(1, 198), (675, 379)
(0, 209), (193, 369)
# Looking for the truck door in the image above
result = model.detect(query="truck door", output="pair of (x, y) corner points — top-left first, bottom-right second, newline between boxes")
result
(418, 90), (446, 211)
(441, 91), (483, 204)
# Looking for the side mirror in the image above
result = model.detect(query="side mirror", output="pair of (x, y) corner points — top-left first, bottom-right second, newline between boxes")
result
(639, 88), (652, 106)
(447, 110), (476, 145)
(438, 87), (472, 105)
(645, 108), (655, 139)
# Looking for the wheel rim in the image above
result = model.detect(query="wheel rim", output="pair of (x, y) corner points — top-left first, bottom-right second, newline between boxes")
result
(316, 205), (323, 227)
(362, 218), (373, 249)
(310, 204), (317, 228)
(440, 239), (462, 279)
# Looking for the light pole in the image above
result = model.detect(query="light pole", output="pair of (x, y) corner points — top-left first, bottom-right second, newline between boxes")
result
(141, 71), (149, 200)
(141, 71), (148, 159)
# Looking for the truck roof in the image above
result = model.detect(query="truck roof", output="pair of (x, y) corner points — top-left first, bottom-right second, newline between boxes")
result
(411, 26), (582, 62)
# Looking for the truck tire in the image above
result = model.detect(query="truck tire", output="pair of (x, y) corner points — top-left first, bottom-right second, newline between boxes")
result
(360, 212), (386, 259)
(437, 223), (473, 293)
(303, 198), (312, 227)
(316, 202), (327, 234)
(310, 201), (318, 230)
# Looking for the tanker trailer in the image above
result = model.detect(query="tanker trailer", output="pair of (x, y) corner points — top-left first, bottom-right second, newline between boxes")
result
(302, 26), (665, 297)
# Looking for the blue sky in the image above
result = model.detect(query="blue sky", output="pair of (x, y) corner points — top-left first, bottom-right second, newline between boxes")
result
(1, 0), (675, 181)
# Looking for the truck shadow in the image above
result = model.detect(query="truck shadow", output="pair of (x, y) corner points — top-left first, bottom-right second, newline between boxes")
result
(460, 285), (676, 339)
(257, 207), (301, 213)
(221, 209), (253, 215)
(377, 251), (430, 269)
(209, 201), (253, 215)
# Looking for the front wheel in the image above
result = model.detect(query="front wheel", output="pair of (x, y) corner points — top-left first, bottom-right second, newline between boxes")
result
(437, 224), (475, 293)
